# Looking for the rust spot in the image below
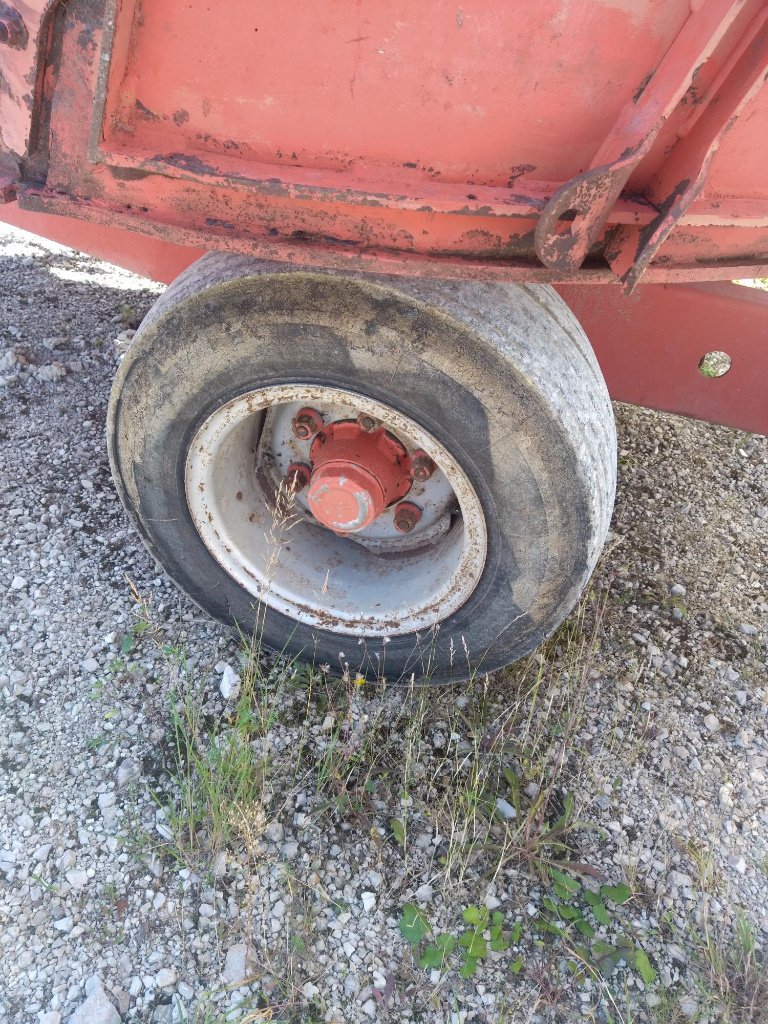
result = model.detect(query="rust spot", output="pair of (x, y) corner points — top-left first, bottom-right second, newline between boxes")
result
(77, 26), (94, 50)
(618, 143), (641, 161)
(615, 177), (693, 289)
(159, 152), (218, 175)
(172, 109), (189, 126)
(134, 99), (160, 122)
(454, 204), (493, 217)
(109, 166), (151, 181)
(507, 164), (536, 186)
(686, 83), (704, 105)
(632, 72), (653, 103)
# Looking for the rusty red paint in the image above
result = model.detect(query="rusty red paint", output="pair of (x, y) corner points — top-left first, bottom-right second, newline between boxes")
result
(2, 0), (768, 285)
(534, 0), (751, 277)
(0, 203), (205, 279)
(8, 194), (768, 287)
(411, 451), (436, 483)
(607, 9), (768, 293)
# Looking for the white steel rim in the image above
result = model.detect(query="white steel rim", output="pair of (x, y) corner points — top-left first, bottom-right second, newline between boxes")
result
(185, 384), (487, 637)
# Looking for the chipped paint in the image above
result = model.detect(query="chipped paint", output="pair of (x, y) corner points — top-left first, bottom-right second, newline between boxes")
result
(2, 0), (768, 291)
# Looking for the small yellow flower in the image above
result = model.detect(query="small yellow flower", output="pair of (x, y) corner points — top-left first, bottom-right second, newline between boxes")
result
(353, 675), (366, 688)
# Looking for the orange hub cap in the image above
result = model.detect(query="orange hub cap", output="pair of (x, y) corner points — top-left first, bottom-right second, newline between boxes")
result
(307, 463), (386, 531)
(306, 420), (413, 533)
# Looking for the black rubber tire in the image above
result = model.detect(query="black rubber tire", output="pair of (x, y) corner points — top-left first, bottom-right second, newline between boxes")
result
(107, 253), (616, 683)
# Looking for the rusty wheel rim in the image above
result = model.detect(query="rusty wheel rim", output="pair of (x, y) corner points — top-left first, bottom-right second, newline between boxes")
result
(185, 384), (487, 637)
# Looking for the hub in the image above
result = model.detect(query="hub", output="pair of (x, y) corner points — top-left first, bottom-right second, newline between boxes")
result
(306, 420), (412, 532)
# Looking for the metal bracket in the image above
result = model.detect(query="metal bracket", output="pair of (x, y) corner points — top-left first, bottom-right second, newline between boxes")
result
(607, 10), (768, 293)
(534, 0), (757, 284)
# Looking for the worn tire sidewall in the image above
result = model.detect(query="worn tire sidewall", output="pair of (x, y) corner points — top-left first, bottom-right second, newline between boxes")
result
(109, 271), (599, 682)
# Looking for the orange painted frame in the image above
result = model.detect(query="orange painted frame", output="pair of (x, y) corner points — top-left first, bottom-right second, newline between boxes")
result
(2, 0), (768, 286)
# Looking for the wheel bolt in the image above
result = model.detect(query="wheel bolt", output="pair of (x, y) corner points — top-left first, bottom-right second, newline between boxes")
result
(291, 408), (323, 440)
(284, 463), (311, 492)
(411, 450), (435, 482)
(357, 413), (378, 432)
(393, 501), (421, 533)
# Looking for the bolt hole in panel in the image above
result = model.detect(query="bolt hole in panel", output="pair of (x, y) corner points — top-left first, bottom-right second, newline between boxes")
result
(556, 282), (767, 435)
(698, 350), (732, 377)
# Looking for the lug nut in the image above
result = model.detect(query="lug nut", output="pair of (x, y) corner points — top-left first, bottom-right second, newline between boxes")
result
(411, 450), (435, 482)
(357, 413), (378, 432)
(284, 463), (311, 492)
(291, 407), (323, 440)
(393, 501), (421, 533)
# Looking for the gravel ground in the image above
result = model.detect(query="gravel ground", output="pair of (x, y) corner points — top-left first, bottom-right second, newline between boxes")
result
(1, 224), (766, 1024)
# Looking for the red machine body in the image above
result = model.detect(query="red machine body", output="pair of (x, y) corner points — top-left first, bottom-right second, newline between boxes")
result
(1, 0), (767, 432)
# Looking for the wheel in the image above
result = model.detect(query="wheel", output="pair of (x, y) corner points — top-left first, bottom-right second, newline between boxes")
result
(107, 253), (616, 683)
